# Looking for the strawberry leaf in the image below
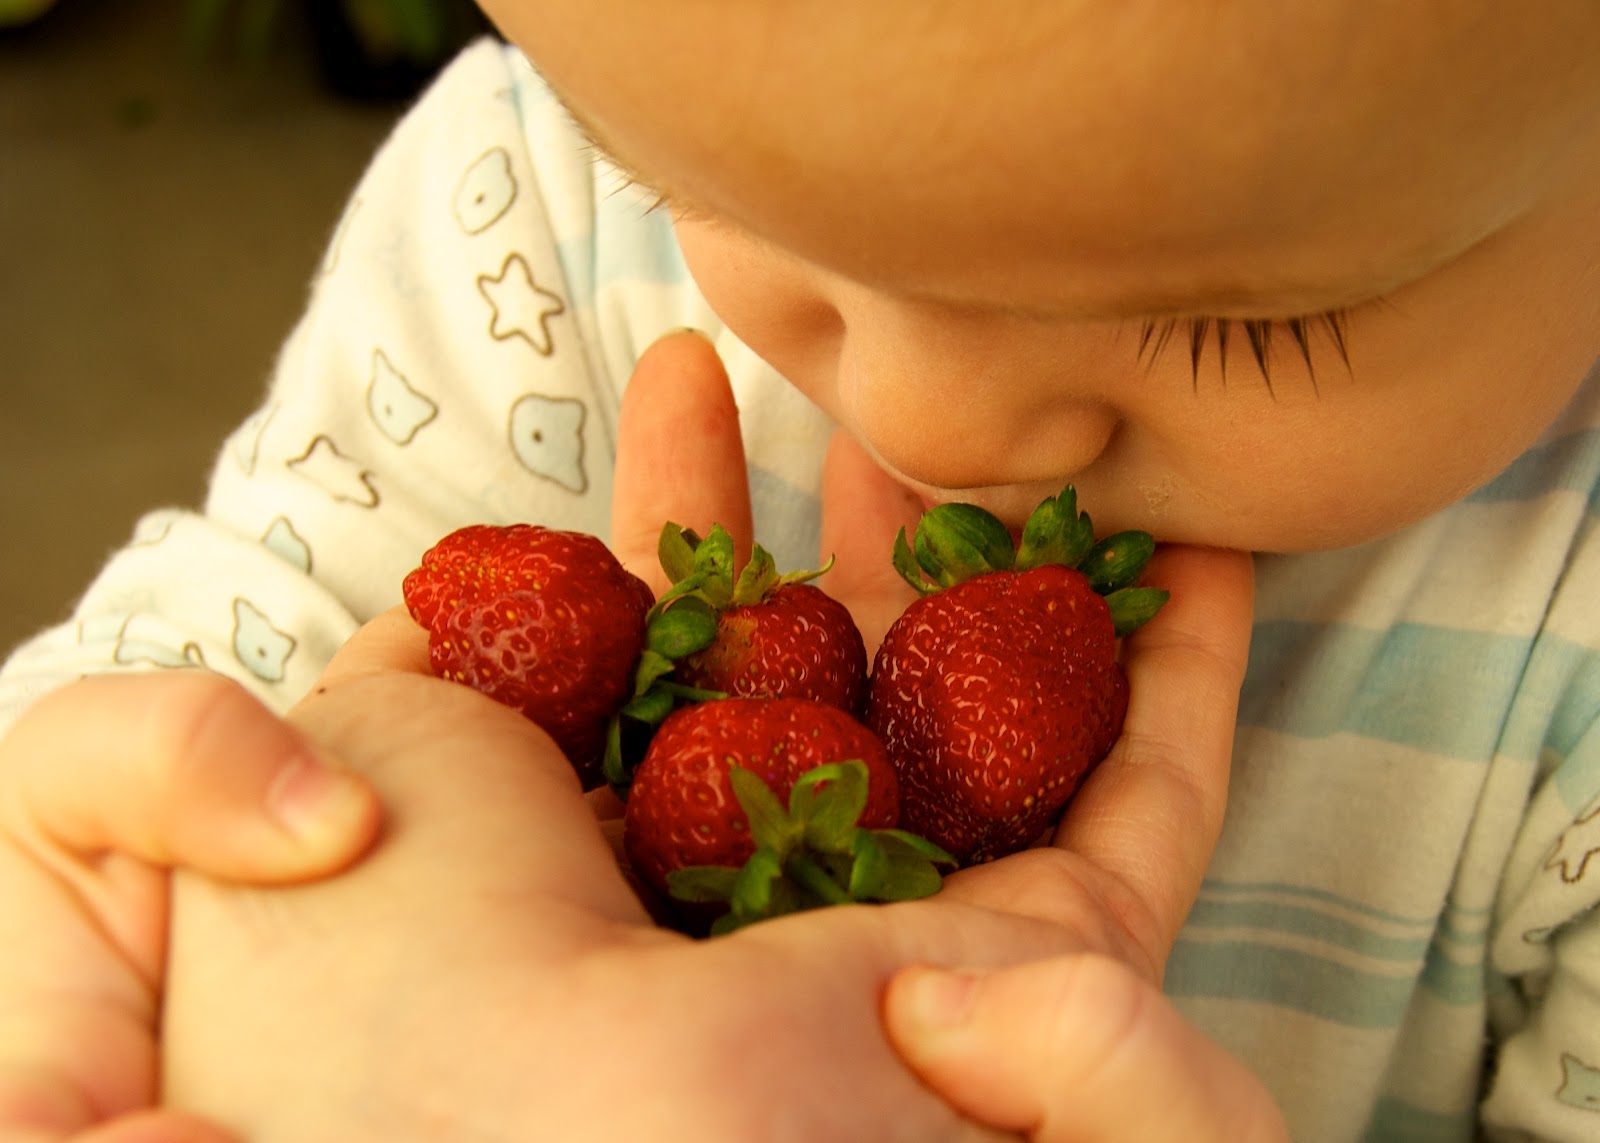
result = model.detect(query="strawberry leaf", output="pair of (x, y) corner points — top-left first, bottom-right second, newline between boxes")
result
(731, 543), (780, 605)
(726, 845), (786, 921)
(875, 847), (947, 900)
(791, 760), (869, 851)
(631, 649), (678, 698)
(913, 502), (1016, 586)
(1016, 486), (1096, 571)
(1081, 530), (1156, 594)
(646, 598), (719, 658)
(774, 552), (835, 590)
(892, 527), (938, 595)
(1105, 585), (1170, 636)
(875, 828), (958, 866)
(728, 765), (800, 855)
(692, 525), (737, 605)
(620, 686), (674, 725)
(666, 864), (741, 903)
(847, 829), (890, 898)
(658, 522), (700, 583)
(602, 717), (626, 792)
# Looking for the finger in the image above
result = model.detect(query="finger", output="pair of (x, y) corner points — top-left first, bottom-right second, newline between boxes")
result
(610, 329), (753, 596)
(0, 672), (380, 884)
(819, 430), (924, 658)
(883, 955), (1287, 1143)
(307, 605), (432, 689)
(1053, 545), (1255, 967)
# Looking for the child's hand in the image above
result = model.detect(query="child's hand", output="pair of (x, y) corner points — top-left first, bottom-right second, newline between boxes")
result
(0, 672), (380, 1143)
(883, 954), (1289, 1143)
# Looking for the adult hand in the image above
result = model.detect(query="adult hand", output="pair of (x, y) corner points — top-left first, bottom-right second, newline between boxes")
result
(883, 954), (1289, 1143)
(160, 331), (1257, 1141)
(611, 331), (1256, 982)
(0, 672), (380, 1143)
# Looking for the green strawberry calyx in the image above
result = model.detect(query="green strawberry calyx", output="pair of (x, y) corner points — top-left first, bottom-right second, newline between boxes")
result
(667, 760), (956, 935)
(655, 521), (835, 612)
(602, 523), (841, 798)
(891, 485), (1170, 637)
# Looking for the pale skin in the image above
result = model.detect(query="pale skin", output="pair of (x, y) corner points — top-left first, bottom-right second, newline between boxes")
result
(0, 334), (1267, 1141)
(6, 0), (1600, 1135)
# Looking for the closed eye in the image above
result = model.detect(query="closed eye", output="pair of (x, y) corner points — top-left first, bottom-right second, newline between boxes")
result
(1138, 310), (1355, 396)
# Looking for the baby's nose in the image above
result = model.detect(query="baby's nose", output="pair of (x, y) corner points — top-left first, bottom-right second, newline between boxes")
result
(839, 326), (1118, 492)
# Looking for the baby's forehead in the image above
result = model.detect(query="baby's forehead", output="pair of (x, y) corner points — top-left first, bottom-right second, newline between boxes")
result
(517, 0), (1600, 314)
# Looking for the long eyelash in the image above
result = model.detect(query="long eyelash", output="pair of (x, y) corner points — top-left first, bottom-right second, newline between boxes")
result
(1138, 311), (1352, 397)
(576, 142), (673, 216)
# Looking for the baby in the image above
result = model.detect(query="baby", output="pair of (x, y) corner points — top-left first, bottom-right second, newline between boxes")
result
(4, 1), (1600, 1138)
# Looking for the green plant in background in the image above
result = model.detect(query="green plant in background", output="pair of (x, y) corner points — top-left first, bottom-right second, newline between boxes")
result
(186, 0), (491, 98)
(0, 0), (56, 28)
(188, 0), (459, 62)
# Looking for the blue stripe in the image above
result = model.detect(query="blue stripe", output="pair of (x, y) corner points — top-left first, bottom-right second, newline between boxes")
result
(1417, 936), (1485, 1006)
(1185, 897), (1432, 962)
(1240, 621), (1532, 758)
(747, 466), (822, 571)
(1362, 1096), (1475, 1143)
(1165, 939), (1416, 1028)
(1200, 879), (1439, 928)
(1469, 425), (1600, 504)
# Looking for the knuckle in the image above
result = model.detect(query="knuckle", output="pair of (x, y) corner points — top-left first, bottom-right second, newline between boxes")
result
(143, 671), (279, 789)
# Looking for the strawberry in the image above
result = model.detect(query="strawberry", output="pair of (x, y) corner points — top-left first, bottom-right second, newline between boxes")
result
(402, 523), (655, 788)
(866, 487), (1168, 865)
(623, 696), (952, 933)
(653, 524), (868, 715)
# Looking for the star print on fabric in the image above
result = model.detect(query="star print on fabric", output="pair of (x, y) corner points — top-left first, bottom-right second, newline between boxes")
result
(479, 252), (565, 355)
(1543, 796), (1600, 884)
(286, 435), (380, 508)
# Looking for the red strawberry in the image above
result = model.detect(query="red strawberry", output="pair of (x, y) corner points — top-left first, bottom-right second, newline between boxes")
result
(866, 487), (1168, 865)
(623, 696), (951, 933)
(654, 524), (868, 714)
(402, 523), (655, 788)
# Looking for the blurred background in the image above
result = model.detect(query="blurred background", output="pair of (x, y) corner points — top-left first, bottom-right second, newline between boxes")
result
(0, 0), (489, 657)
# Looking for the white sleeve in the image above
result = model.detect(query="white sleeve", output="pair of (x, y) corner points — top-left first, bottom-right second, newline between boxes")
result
(0, 40), (619, 732)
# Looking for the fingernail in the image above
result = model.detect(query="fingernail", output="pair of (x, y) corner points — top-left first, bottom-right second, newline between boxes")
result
(661, 325), (713, 343)
(267, 753), (373, 846)
(901, 966), (981, 1029)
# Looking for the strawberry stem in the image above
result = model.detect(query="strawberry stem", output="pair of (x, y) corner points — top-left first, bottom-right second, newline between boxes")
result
(788, 853), (853, 905)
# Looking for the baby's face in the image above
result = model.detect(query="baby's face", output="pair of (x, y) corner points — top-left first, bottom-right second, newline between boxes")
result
(489, 0), (1600, 550)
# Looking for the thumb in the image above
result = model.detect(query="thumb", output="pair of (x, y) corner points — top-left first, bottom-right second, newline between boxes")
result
(883, 955), (1288, 1143)
(0, 671), (379, 883)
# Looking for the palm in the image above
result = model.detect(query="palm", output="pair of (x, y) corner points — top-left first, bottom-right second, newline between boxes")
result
(609, 333), (1254, 973)
(160, 637), (1073, 1142)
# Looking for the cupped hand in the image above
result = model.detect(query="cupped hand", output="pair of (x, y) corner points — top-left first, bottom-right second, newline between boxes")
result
(160, 606), (1081, 1142)
(161, 330), (1259, 1142)
(0, 671), (380, 1143)
(610, 331), (1255, 981)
